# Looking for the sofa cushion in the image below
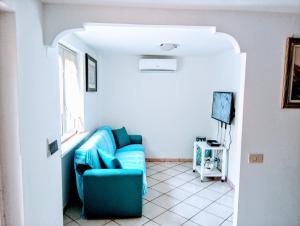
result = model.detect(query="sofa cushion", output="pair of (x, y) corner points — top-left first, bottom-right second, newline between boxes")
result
(93, 128), (116, 156)
(98, 149), (122, 169)
(116, 144), (144, 154)
(112, 127), (131, 148)
(115, 150), (147, 195)
(129, 135), (142, 144)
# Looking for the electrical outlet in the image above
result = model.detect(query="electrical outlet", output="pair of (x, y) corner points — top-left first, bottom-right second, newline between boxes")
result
(248, 154), (264, 163)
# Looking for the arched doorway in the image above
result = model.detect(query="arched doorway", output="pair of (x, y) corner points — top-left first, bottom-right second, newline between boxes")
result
(52, 23), (246, 226)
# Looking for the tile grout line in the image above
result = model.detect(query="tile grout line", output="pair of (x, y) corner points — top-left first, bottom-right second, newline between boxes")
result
(145, 164), (193, 202)
(146, 164), (203, 201)
(147, 162), (211, 190)
(219, 213), (234, 226)
(192, 187), (234, 226)
(171, 176), (224, 225)
(145, 162), (217, 225)
(146, 162), (233, 225)
(145, 163), (198, 225)
(176, 186), (234, 225)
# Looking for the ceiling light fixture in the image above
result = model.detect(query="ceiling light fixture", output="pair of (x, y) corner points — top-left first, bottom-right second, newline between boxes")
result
(160, 43), (179, 51)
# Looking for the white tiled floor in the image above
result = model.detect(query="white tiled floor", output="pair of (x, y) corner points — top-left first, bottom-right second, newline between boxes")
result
(64, 162), (234, 226)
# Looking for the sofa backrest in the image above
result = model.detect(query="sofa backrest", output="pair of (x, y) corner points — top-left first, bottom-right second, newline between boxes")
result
(95, 126), (117, 156)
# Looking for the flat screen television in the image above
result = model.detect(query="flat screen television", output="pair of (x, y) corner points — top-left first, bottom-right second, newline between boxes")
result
(211, 91), (234, 125)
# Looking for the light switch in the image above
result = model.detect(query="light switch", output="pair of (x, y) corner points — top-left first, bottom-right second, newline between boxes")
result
(248, 154), (264, 163)
(47, 136), (60, 157)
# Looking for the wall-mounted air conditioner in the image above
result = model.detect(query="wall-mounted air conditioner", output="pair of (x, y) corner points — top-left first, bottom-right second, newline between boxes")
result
(139, 59), (177, 72)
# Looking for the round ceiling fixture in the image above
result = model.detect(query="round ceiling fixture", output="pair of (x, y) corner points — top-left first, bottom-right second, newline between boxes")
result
(160, 43), (179, 51)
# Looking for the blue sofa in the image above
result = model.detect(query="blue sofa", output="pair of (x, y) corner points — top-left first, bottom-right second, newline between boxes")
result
(74, 126), (147, 219)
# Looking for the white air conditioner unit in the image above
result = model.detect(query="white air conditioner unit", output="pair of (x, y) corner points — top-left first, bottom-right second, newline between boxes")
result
(139, 59), (177, 72)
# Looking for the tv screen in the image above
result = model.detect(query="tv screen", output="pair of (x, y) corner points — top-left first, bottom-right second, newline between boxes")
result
(211, 92), (234, 124)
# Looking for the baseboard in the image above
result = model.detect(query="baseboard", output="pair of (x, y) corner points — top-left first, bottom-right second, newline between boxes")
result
(227, 178), (235, 189)
(146, 158), (192, 162)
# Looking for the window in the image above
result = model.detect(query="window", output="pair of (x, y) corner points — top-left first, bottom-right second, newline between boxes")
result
(58, 45), (83, 141)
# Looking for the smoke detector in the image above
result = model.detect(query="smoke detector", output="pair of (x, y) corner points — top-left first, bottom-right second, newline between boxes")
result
(160, 43), (179, 51)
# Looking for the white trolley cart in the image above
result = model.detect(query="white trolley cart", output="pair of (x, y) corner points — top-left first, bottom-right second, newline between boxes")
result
(193, 141), (228, 182)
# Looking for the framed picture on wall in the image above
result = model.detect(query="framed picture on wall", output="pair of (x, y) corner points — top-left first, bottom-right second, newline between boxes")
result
(85, 53), (97, 92)
(282, 37), (300, 108)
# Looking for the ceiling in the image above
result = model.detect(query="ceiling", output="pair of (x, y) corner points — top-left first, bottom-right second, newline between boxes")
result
(72, 25), (236, 56)
(41, 0), (300, 13)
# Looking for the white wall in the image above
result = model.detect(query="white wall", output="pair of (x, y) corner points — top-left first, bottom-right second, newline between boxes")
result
(43, 5), (300, 226)
(213, 52), (243, 185)
(15, 1), (63, 225)
(0, 10), (24, 226)
(99, 52), (242, 184)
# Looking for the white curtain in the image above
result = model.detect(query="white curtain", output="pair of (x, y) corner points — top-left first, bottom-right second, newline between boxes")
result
(59, 46), (82, 136)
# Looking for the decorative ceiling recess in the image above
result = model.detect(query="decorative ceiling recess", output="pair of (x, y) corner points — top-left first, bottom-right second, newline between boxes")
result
(72, 24), (240, 56)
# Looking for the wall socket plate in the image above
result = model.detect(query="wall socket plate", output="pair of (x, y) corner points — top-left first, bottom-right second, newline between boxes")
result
(248, 154), (264, 163)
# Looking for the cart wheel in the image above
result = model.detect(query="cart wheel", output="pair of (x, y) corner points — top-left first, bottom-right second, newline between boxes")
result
(221, 179), (225, 182)
(193, 170), (195, 172)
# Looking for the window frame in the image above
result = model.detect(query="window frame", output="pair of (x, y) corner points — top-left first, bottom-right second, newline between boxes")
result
(58, 44), (80, 143)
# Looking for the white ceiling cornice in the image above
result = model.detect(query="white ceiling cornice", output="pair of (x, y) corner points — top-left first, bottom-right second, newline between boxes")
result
(41, 0), (300, 14)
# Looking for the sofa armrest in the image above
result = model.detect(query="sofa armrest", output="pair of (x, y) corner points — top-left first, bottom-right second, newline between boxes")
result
(129, 135), (142, 144)
(83, 169), (143, 218)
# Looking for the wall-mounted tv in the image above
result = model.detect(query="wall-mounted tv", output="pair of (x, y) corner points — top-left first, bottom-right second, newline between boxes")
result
(211, 92), (235, 125)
